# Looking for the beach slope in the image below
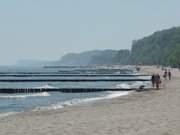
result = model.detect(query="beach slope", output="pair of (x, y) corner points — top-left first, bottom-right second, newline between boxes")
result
(0, 67), (180, 135)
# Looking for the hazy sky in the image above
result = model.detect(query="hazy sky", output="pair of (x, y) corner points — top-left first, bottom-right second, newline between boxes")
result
(0, 0), (180, 65)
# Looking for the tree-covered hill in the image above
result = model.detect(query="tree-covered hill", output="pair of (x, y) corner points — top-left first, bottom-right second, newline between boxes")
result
(129, 26), (180, 67)
(58, 49), (131, 66)
(113, 50), (131, 65)
(58, 50), (119, 66)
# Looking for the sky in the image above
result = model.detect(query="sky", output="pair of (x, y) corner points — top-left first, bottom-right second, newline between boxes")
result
(0, 0), (180, 65)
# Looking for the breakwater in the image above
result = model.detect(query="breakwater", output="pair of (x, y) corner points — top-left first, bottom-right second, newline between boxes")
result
(0, 87), (150, 93)
(0, 74), (150, 77)
(0, 78), (150, 82)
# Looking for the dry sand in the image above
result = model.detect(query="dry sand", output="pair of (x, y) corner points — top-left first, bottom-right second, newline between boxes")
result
(0, 66), (180, 135)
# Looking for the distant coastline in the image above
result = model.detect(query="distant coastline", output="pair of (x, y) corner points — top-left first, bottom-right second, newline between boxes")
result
(15, 26), (180, 68)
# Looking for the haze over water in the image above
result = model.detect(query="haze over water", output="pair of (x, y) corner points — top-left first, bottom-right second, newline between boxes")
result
(0, 0), (180, 65)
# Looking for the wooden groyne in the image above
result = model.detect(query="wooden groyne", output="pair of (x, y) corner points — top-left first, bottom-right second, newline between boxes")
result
(0, 87), (151, 93)
(0, 78), (150, 82)
(0, 74), (151, 77)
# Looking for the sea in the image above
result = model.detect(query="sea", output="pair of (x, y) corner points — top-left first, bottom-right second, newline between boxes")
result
(0, 66), (151, 117)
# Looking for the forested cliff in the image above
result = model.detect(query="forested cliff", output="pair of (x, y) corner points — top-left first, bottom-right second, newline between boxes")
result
(129, 26), (180, 67)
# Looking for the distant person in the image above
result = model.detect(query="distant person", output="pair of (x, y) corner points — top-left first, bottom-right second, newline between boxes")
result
(154, 74), (161, 90)
(136, 67), (140, 72)
(163, 69), (167, 80)
(168, 69), (172, 80)
(151, 74), (155, 88)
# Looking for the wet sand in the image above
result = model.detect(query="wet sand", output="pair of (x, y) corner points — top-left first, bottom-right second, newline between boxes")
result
(0, 66), (180, 135)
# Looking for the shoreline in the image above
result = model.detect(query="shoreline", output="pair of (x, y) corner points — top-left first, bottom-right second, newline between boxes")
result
(0, 66), (180, 135)
(0, 90), (132, 118)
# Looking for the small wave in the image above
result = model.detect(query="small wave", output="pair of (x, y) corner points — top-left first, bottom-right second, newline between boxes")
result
(116, 83), (131, 89)
(34, 91), (130, 111)
(36, 84), (56, 89)
(105, 91), (130, 99)
(131, 81), (152, 89)
(0, 92), (50, 99)
(33, 104), (64, 111)
(131, 81), (144, 88)
(0, 112), (19, 118)
(116, 81), (150, 89)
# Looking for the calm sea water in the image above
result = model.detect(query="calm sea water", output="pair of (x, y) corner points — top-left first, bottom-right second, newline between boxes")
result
(0, 66), (151, 116)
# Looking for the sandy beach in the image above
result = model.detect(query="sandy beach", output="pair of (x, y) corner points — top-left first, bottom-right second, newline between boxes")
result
(0, 66), (180, 135)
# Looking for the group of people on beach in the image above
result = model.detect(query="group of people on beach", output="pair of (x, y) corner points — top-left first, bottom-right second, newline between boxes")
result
(151, 74), (161, 90)
(151, 69), (172, 90)
(163, 69), (171, 80)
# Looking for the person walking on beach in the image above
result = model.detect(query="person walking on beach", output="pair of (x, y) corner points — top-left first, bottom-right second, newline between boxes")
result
(151, 74), (155, 88)
(168, 69), (172, 80)
(163, 69), (167, 80)
(154, 74), (161, 90)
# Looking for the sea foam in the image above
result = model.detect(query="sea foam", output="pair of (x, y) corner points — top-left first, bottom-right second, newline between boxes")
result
(36, 84), (56, 89)
(34, 91), (130, 111)
(0, 92), (50, 99)
(0, 112), (19, 118)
